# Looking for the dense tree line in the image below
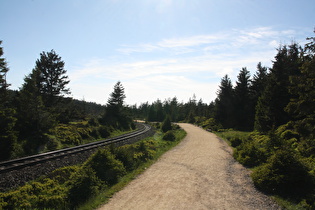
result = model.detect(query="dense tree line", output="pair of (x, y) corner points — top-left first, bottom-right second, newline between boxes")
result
(0, 44), (133, 161)
(217, 32), (315, 207)
(215, 64), (268, 131)
(214, 41), (311, 133)
(133, 31), (314, 137)
(131, 95), (214, 123)
(131, 32), (315, 207)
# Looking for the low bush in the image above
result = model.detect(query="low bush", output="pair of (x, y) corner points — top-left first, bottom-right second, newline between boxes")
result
(198, 117), (222, 131)
(232, 132), (269, 167)
(88, 118), (99, 126)
(51, 124), (82, 146)
(172, 123), (181, 130)
(84, 149), (126, 185)
(229, 137), (242, 147)
(113, 145), (138, 171)
(47, 165), (79, 184)
(136, 140), (157, 161)
(98, 126), (110, 138)
(163, 130), (176, 141)
(234, 141), (267, 167)
(90, 127), (101, 139)
(0, 178), (67, 209)
(45, 134), (61, 151)
(68, 168), (104, 207)
(251, 149), (313, 196)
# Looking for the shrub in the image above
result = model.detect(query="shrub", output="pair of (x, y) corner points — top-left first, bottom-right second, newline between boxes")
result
(136, 140), (156, 161)
(163, 130), (176, 142)
(45, 134), (60, 151)
(53, 125), (82, 145)
(68, 168), (103, 207)
(251, 149), (313, 195)
(161, 115), (172, 133)
(131, 122), (136, 130)
(297, 138), (315, 157)
(172, 124), (181, 130)
(0, 178), (67, 209)
(155, 122), (161, 129)
(98, 126), (110, 138)
(78, 127), (91, 139)
(48, 165), (79, 184)
(84, 149), (126, 185)
(229, 137), (242, 147)
(113, 145), (137, 171)
(199, 118), (222, 131)
(88, 118), (99, 126)
(90, 128), (100, 139)
(233, 135), (268, 167)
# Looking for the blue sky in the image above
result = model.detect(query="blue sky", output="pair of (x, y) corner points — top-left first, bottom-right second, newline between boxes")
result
(1, 0), (314, 105)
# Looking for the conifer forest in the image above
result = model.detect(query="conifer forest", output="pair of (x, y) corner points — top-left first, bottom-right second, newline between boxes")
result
(0, 30), (315, 208)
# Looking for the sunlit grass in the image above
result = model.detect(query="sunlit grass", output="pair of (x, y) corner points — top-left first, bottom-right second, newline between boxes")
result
(215, 130), (251, 145)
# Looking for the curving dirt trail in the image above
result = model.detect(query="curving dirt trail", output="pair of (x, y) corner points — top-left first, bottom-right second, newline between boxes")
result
(99, 123), (280, 210)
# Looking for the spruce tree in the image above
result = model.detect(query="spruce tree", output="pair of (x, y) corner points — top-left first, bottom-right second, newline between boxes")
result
(147, 105), (157, 122)
(16, 69), (55, 154)
(0, 41), (10, 105)
(286, 32), (315, 139)
(234, 67), (252, 130)
(34, 49), (70, 106)
(0, 41), (18, 160)
(255, 43), (303, 132)
(156, 99), (164, 122)
(251, 62), (269, 104)
(103, 81), (132, 129)
(215, 75), (235, 128)
(161, 115), (172, 132)
(170, 97), (179, 122)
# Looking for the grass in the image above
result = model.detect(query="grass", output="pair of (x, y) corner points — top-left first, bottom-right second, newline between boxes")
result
(78, 129), (187, 210)
(272, 196), (309, 210)
(215, 130), (251, 145)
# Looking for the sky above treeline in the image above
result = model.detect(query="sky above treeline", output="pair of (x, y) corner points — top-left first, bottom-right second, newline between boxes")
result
(1, 0), (314, 105)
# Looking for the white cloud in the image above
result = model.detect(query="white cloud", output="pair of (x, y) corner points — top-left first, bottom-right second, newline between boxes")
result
(157, 35), (223, 48)
(70, 26), (301, 105)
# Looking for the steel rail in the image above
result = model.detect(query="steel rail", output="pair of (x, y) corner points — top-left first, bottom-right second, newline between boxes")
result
(0, 123), (151, 174)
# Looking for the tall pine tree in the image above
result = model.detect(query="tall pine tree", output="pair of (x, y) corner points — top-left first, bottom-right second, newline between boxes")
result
(16, 69), (56, 154)
(102, 81), (133, 129)
(234, 67), (252, 130)
(0, 41), (18, 161)
(215, 75), (235, 128)
(251, 62), (269, 104)
(255, 43), (303, 132)
(34, 50), (70, 107)
(0, 41), (9, 102)
(286, 32), (315, 139)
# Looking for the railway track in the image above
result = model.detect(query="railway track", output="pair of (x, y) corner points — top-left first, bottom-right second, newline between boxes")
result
(0, 123), (152, 175)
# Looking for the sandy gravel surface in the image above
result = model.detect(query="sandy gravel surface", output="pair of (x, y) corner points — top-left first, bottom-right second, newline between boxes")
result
(99, 123), (280, 210)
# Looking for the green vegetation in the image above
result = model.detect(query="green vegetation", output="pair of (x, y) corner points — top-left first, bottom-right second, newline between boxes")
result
(131, 32), (315, 208)
(0, 122), (186, 209)
(216, 126), (315, 208)
(1, 29), (314, 209)
(211, 31), (315, 209)
(0, 43), (134, 160)
(161, 115), (172, 132)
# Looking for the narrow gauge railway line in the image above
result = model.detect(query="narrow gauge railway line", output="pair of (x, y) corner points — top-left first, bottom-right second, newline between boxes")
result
(0, 123), (151, 175)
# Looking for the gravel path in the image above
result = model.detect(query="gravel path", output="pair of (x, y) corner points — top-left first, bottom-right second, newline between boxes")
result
(99, 123), (280, 210)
